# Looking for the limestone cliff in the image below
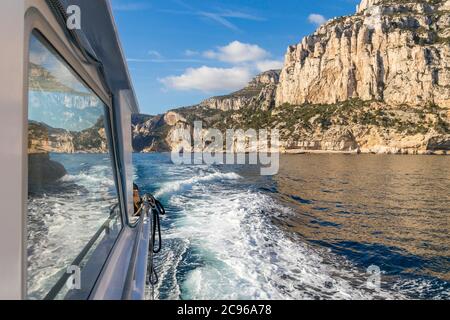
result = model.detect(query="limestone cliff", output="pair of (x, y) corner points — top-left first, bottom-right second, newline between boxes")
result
(200, 70), (280, 111)
(132, 0), (450, 155)
(276, 0), (450, 108)
(132, 114), (171, 152)
(29, 121), (75, 153)
(28, 118), (108, 154)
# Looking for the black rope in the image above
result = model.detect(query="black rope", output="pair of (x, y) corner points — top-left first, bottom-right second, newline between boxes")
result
(148, 262), (159, 286)
(145, 195), (166, 295)
(152, 200), (165, 254)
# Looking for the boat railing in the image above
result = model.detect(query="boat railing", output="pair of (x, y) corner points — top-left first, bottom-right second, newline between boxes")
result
(44, 203), (121, 300)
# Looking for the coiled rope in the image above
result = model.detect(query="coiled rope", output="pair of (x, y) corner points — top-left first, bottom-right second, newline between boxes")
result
(141, 194), (166, 298)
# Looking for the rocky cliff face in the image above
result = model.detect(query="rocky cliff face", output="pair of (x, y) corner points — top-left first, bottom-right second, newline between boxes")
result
(29, 121), (75, 153)
(132, 114), (172, 152)
(200, 70), (280, 111)
(131, 70), (281, 152)
(132, 0), (450, 155)
(28, 118), (108, 154)
(272, 99), (450, 154)
(276, 0), (450, 108)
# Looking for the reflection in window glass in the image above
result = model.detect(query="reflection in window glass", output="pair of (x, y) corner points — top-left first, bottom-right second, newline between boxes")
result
(27, 32), (121, 300)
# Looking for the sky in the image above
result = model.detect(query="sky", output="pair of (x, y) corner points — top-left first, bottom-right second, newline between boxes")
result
(111, 0), (360, 115)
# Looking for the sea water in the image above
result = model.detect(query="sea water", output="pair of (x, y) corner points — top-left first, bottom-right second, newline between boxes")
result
(27, 153), (450, 299)
(134, 153), (450, 300)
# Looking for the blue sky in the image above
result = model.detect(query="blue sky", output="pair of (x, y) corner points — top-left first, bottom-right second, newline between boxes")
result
(111, 0), (360, 115)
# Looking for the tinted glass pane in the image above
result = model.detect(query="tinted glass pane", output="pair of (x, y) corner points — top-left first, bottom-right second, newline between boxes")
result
(27, 32), (121, 300)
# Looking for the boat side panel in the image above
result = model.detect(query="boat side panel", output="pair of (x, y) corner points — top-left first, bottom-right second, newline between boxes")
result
(118, 90), (135, 222)
(0, 0), (145, 300)
(0, 0), (26, 300)
(89, 226), (135, 300)
(131, 216), (151, 300)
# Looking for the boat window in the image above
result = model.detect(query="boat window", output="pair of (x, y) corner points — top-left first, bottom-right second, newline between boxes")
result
(27, 31), (122, 300)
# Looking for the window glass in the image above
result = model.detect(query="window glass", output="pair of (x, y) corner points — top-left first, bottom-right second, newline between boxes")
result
(27, 32), (121, 300)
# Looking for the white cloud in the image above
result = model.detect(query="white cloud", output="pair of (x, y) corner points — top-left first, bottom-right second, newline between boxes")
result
(30, 47), (50, 65)
(148, 50), (162, 59)
(29, 41), (87, 93)
(308, 14), (327, 26)
(160, 66), (252, 92)
(199, 12), (240, 32)
(112, 1), (151, 11)
(127, 58), (206, 63)
(184, 49), (199, 57)
(218, 10), (264, 21)
(158, 5), (264, 32)
(255, 60), (284, 72)
(203, 41), (269, 64)
(160, 41), (284, 92)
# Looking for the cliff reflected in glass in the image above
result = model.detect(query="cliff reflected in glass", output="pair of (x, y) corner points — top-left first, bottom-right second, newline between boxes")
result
(28, 32), (108, 155)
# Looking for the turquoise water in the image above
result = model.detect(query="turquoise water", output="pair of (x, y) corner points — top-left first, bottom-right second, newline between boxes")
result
(134, 153), (450, 300)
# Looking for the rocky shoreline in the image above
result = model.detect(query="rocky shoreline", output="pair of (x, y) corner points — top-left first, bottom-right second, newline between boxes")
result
(283, 149), (448, 155)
